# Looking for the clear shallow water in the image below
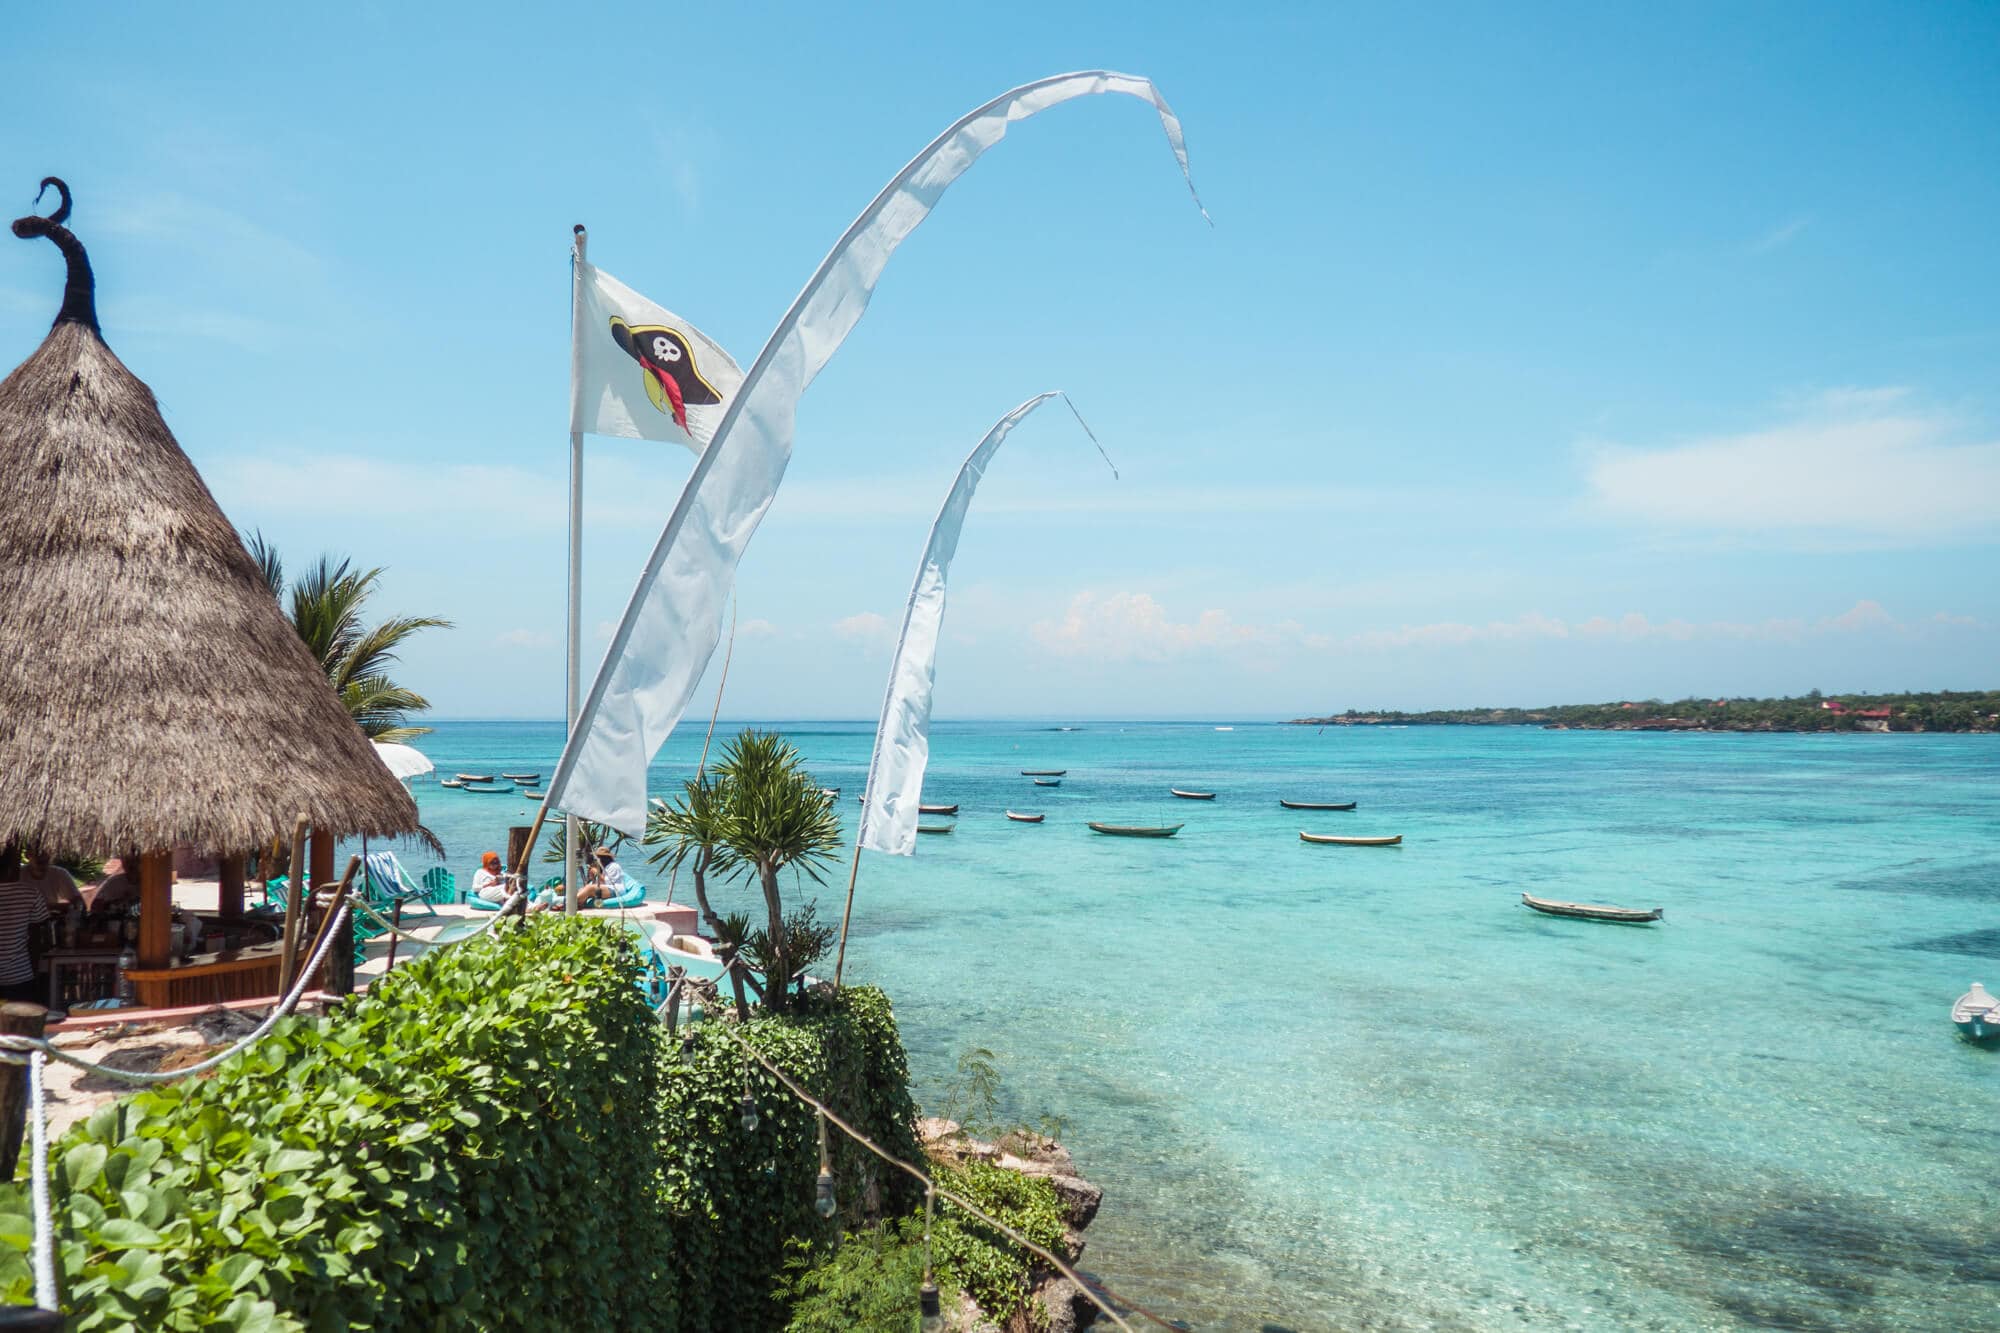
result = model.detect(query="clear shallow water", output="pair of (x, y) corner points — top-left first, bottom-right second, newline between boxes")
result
(387, 721), (2000, 1331)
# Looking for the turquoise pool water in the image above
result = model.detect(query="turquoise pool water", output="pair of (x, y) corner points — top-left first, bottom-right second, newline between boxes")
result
(390, 720), (2000, 1330)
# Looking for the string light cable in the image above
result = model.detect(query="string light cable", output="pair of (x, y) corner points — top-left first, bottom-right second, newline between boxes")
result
(706, 993), (1181, 1333)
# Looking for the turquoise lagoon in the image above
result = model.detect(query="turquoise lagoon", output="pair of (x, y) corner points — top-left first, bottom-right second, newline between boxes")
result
(395, 720), (1999, 1330)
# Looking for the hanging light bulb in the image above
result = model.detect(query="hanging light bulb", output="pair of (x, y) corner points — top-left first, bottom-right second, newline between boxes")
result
(814, 1110), (837, 1217)
(814, 1167), (837, 1218)
(739, 1065), (759, 1134)
(919, 1282), (942, 1332)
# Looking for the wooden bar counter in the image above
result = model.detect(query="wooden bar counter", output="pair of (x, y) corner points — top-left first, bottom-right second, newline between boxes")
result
(123, 941), (287, 1010)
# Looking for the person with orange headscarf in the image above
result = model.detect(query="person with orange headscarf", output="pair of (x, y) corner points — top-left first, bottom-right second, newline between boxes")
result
(471, 851), (509, 905)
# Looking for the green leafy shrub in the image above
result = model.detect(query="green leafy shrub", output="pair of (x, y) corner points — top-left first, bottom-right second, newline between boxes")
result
(778, 1217), (957, 1332)
(929, 1158), (1071, 1324)
(660, 984), (924, 1332)
(0, 915), (676, 1331)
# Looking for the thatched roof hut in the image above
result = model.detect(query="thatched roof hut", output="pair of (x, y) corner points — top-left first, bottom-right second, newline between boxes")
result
(0, 179), (420, 857)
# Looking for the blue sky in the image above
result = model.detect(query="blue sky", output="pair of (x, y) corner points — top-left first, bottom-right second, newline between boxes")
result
(4, 2), (1996, 719)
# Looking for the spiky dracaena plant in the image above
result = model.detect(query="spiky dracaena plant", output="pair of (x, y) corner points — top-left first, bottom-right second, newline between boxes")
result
(248, 532), (451, 743)
(648, 731), (843, 1015)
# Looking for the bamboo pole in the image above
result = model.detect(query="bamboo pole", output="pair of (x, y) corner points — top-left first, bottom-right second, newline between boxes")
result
(830, 835), (863, 988)
(276, 813), (309, 991)
(296, 855), (360, 991)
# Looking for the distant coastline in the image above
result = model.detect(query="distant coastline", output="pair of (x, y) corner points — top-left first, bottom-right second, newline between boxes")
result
(1290, 690), (2000, 734)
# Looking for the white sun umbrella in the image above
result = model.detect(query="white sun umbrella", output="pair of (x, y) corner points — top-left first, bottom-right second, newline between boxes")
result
(371, 741), (434, 782)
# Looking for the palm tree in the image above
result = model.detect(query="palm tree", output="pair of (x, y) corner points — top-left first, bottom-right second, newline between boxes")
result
(247, 532), (450, 742)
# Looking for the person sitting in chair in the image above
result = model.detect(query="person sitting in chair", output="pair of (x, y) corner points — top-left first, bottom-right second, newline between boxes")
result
(576, 849), (626, 906)
(471, 851), (511, 905)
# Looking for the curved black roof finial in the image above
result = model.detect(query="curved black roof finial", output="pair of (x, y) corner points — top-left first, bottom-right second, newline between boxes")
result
(11, 176), (98, 333)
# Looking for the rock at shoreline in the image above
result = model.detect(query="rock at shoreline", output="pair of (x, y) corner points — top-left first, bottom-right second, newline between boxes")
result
(920, 1120), (1110, 1329)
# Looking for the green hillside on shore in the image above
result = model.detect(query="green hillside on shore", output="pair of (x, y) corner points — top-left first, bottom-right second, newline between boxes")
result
(1291, 690), (2000, 733)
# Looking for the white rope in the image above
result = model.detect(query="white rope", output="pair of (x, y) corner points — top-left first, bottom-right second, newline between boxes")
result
(0, 902), (353, 1085)
(28, 1049), (55, 1309)
(347, 890), (525, 944)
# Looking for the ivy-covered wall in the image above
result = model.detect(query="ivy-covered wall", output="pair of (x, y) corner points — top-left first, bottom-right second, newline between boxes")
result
(0, 918), (922, 1332)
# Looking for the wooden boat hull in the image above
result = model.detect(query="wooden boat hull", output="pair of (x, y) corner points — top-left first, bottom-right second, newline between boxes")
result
(916, 825), (954, 835)
(1033, 779), (1062, 787)
(1280, 799), (1356, 811)
(918, 804), (958, 815)
(501, 772), (540, 782)
(1300, 832), (1400, 846)
(1170, 789), (1215, 800)
(1021, 769), (1067, 776)
(455, 773), (494, 783)
(1088, 823), (1182, 838)
(1004, 811), (1044, 823)
(1952, 986), (2000, 1042)
(1520, 893), (1661, 924)
(440, 779), (465, 789)
(460, 782), (516, 795)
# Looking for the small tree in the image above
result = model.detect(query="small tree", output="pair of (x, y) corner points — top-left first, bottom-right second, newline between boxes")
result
(711, 732), (844, 1014)
(645, 731), (842, 1015)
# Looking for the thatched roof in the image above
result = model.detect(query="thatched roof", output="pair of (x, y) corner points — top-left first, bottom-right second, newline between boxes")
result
(0, 179), (420, 854)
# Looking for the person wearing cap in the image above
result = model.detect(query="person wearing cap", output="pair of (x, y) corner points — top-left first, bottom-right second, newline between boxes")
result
(471, 851), (510, 905)
(576, 848), (626, 906)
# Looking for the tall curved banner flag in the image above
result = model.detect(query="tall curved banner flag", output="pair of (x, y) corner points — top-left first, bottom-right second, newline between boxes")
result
(858, 393), (1109, 856)
(548, 71), (1207, 836)
(571, 262), (744, 451)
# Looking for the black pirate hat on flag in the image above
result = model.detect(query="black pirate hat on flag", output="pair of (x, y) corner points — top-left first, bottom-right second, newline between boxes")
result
(610, 317), (724, 431)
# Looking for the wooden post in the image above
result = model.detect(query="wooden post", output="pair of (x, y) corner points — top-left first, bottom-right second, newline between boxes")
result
(277, 814), (309, 992)
(136, 850), (173, 970)
(309, 829), (335, 891)
(506, 824), (534, 916)
(0, 1003), (47, 1180)
(299, 857), (360, 997)
(218, 853), (246, 922)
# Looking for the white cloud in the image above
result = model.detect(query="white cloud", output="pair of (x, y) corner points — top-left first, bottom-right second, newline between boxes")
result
(210, 452), (691, 533)
(1031, 592), (1277, 662)
(1585, 392), (2000, 538)
(1748, 216), (1811, 254)
(737, 618), (778, 639)
(1339, 600), (1948, 654)
(832, 612), (891, 644)
(494, 628), (553, 649)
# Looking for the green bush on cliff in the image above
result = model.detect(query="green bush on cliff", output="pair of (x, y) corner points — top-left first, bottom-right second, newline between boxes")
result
(660, 983), (926, 1331)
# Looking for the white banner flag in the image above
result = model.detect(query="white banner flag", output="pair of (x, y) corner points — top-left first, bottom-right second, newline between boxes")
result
(858, 393), (1108, 856)
(546, 71), (1206, 836)
(570, 261), (743, 451)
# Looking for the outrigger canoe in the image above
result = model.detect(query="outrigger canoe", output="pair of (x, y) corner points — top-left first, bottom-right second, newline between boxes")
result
(1280, 799), (1356, 811)
(461, 781), (516, 795)
(501, 771), (540, 782)
(1299, 832), (1400, 847)
(1005, 811), (1044, 823)
(455, 773), (494, 783)
(917, 824), (954, 835)
(1033, 778), (1062, 788)
(1021, 769), (1067, 777)
(919, 803), (959, 815)
(1520, 893), (1661, 924)
(1951, 983), (1999, 1042)
(1170, 788), (1216, 800)
(1088, 822), (1182, 838)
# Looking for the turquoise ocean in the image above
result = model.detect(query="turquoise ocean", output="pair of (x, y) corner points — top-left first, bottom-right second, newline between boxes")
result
(389, 719), (1999, 1331)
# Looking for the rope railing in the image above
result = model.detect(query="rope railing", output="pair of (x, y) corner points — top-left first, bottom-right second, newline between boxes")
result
(703, 956), (1179, 1333)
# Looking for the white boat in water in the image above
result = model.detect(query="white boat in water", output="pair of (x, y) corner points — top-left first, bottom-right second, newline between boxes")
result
(1952, 983), (2000, 1043)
